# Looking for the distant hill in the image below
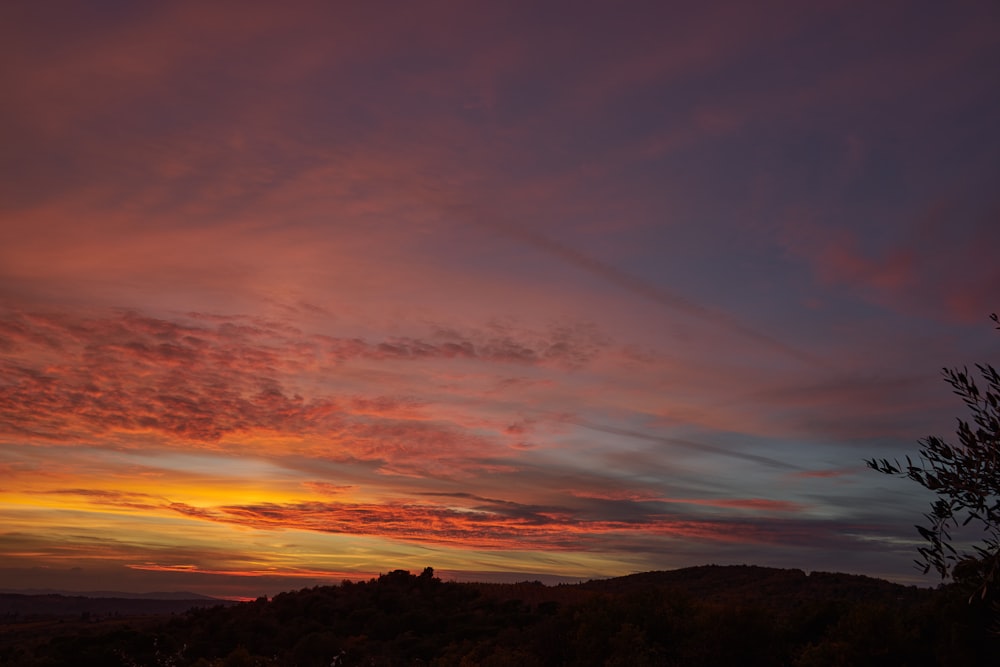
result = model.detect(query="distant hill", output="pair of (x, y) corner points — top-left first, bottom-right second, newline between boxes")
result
(0, 592), (233, 618)
(0, 589), (219, 600)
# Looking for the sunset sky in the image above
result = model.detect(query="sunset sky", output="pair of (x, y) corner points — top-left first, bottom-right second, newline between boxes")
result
(2, 1), (999, 598)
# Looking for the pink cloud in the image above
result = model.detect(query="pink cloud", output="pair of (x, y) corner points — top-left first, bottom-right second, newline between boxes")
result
(781, 206), (1000, 325)
(0, 304), (624, 477)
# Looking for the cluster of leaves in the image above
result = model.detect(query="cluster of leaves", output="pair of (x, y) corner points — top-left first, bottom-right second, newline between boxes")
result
(2, 566), (998, 666)
(868, 314), (1000, 600)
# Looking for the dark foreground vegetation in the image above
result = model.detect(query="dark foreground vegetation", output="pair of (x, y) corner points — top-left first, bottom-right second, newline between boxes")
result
(2, 565), (997, 666)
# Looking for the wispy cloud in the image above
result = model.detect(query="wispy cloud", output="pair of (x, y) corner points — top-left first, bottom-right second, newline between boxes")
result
(491, 224), (822, 367)
(0, 306), (599, 453)
(162, 496), (845, 553)
(568, 418), (801, 471)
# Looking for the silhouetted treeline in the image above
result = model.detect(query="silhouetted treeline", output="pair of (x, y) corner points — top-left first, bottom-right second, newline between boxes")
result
(2, 565), (997, 666)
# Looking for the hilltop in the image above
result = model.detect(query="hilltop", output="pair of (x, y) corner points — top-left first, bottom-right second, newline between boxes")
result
(578, 564), (923, 604)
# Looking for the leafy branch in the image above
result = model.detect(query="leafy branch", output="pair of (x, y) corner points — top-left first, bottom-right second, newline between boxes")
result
(867, 314), (1000, 600)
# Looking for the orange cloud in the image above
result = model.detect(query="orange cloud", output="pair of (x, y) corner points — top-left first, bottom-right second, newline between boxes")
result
(22, 483), (839, 557)
(301, 482), (354, 497)
(125, 562), (362, 582)
(164, 497), (822, 551)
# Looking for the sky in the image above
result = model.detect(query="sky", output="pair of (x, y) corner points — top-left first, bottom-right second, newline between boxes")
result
(1, 0), (999, 599)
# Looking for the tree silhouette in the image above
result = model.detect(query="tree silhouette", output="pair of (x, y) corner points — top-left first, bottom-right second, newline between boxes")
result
(867, 314), (1000, 600)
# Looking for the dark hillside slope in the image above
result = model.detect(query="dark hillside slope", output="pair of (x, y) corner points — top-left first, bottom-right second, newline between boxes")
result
(2, 566), (996, 666)
(580, 564), (927, 608)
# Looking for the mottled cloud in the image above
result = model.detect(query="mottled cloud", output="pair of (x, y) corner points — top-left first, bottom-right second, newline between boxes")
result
(0, 308), (335, 443)
(0, 305), (603, 465)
